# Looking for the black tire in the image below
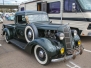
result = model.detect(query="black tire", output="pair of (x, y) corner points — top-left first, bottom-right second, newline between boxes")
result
(25, 23), (38, 43)
(34, 45), (50, 65)
(4, 32), (9, 43)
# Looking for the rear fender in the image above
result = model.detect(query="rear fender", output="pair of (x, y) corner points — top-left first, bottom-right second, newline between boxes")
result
(25, 38), (57, 57)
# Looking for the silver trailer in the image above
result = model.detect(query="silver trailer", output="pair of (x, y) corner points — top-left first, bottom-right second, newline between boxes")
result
(19, 0), (91, 36)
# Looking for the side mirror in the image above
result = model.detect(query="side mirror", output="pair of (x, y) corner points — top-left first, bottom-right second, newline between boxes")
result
(72, 3), (76, 12)
(50, 21), (52, 23)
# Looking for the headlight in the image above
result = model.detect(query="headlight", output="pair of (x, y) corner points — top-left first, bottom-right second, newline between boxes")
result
(78, 40), (81, 46)
(74, 30), (77, 35)
(59, 33), (64, 40)
(60, 48), (64, 54)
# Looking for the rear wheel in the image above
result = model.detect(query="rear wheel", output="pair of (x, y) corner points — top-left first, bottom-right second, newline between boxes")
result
(4, 32), (9, 43)
(34, 45), (50, 65)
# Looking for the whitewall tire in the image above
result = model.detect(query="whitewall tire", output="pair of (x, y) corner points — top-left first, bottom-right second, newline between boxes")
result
(25, 26), (34, 43)
(34, 45), (50, 65)
(4, 32), (9, 43)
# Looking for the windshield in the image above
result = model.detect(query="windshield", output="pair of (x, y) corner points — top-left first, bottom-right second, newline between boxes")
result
(78, 0), (91, 11)
(27, 14), (49, 23)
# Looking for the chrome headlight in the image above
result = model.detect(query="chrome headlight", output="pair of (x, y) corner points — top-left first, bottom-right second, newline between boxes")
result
(59, 33), (64, 40)
(74, 30), (77, 35)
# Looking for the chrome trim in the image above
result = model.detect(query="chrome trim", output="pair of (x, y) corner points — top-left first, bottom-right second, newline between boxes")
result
(51, 45), (83, 62)
(39, 51), (44, 58)
(51, 50), (80, 62)
(64, 26), (72, 49)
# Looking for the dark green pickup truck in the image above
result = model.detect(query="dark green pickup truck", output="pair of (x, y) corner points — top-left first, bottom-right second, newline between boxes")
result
(2, 11), (83, 65)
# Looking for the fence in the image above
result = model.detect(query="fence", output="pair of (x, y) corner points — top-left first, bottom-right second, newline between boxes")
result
(0, 3), (20, 5)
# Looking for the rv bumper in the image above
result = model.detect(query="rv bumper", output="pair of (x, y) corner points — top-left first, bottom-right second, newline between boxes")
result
(88, 32), (91, 36)
(51, 46), (83, 62)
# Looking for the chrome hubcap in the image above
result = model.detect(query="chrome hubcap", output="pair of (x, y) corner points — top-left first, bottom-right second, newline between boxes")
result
(39, 51), (44, 58)
(28, 31), (32, 38)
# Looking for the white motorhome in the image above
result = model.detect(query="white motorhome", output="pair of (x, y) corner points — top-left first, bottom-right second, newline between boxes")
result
(19, 0), (91, 36)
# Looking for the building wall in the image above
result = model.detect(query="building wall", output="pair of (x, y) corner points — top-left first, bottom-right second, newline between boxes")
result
(26, 2), (37, 11)
(19, 4), (25, 11)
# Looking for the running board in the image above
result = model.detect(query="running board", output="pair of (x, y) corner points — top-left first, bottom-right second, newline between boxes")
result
(9, 39), (27, 49)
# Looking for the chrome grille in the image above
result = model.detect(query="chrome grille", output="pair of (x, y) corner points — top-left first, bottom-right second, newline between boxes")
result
(64, 27), (71, 49)
(65, 38), (70, 42)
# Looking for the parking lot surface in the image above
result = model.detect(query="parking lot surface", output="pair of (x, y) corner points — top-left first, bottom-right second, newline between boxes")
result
(0, 20), (91, 68)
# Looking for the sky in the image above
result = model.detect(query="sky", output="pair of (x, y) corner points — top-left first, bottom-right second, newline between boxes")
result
(0, 0), (33, 4)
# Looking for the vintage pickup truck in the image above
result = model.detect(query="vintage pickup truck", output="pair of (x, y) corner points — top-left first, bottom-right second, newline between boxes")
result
(2, 11), (83, 65)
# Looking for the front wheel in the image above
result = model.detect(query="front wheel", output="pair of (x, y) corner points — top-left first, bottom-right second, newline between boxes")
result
(34, 45), (50, 65)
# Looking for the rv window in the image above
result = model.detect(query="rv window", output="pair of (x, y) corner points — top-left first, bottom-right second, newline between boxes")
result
(78, 0), (91, 11)
(64, 0), (80, 12)
(48, 1), (60, 13)
(21, 7), (24, 11)
(37, 3), (41, 11)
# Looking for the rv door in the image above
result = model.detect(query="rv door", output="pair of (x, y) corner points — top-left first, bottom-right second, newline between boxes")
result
(41, 2), (47, 12)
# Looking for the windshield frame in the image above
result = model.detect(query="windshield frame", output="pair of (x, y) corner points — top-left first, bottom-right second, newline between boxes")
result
(26, 13), (50, 23)
(77, 0), (91, 12)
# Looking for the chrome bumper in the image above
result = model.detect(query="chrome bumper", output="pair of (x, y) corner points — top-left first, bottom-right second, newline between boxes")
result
(51, 46), (83, 62)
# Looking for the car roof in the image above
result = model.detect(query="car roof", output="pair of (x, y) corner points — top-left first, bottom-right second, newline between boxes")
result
(15, 11), (47, 15)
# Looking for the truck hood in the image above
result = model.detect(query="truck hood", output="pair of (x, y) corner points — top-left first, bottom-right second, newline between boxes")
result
(34, 22), (69, 32)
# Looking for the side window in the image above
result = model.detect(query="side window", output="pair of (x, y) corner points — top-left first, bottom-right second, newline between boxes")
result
(37, 2), (41, 11)
(37, 1), (60, 14)
(17, 15), (26, 24)
(21, 7), (24, 11)
(48, 1), (60, 14)
(64, 0), (80, 12)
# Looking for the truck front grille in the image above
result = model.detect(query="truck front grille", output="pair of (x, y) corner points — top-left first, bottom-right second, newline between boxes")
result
(64, 27), (71, 49)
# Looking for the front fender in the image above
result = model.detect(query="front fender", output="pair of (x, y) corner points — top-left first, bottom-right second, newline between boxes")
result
(25, 38), (57, 57)
(3, 28), (10, 36)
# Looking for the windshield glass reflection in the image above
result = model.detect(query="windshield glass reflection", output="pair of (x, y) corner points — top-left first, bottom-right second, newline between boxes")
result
(78, 0), (91, 11)
(27, 14), (49, 23)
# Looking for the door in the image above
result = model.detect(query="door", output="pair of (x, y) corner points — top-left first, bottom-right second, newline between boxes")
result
(41, 2), (47, 12)
(63, 0), (86, 30)
(15, 14), (26, 40)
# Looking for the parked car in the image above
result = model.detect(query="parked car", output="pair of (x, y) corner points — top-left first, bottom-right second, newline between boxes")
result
(7, 15), (14, 21)
(2, 11), (83, 65)
(0, 17), (3, 23)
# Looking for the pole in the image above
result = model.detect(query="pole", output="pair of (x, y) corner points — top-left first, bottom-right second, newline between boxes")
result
(3, 0), (4, 5)
(15, 1), (17, 5)
(3, 0), (4, 13)
(60, 0), (63, 24)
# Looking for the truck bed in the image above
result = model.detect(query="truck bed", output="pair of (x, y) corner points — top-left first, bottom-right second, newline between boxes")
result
(3, 24), (15, 28)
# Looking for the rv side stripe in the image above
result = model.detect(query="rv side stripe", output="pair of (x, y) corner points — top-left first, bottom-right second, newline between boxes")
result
(49, 17), (91, 22)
